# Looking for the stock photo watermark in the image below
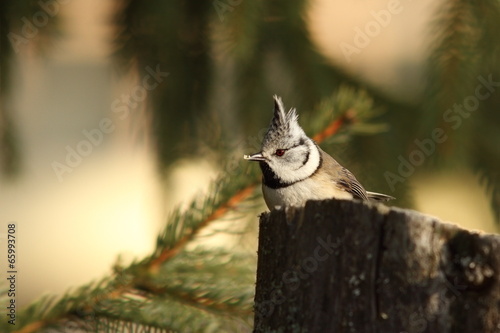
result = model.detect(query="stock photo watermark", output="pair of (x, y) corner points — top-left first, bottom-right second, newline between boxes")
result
(0, 222), (18, 325)
(384, 74), (500, 192)
(8, 0), (72, 53)
(51, 65), (169, 182)
(339, 0), (405, 63)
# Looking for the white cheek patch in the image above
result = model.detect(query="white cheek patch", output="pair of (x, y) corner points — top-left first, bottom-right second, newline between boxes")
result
(277, 141), (320, 184)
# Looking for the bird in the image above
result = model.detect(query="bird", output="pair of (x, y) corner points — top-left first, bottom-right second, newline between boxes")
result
(244, 95), (394, 210)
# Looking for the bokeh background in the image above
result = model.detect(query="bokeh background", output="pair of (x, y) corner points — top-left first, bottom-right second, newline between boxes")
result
(1, 0), (499, 321)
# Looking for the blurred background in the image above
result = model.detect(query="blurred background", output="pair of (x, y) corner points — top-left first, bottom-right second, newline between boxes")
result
(1, 0), (499, 318)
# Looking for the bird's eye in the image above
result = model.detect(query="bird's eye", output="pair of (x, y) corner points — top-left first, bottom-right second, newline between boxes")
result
(275, 149), (285, 156)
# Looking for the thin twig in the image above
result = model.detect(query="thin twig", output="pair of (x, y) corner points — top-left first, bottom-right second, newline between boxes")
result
(134, 280), (253, 316)
(149, 109), (354, 272)
(15, 321), (44, 333)
(13, 109), (354, 333)
(148, 184), (257, 273)
(312, 109), (355, 144)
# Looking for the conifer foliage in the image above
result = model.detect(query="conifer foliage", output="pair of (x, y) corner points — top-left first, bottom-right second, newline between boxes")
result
(0, 87), (380, 332)
(1, 0), (500, 331)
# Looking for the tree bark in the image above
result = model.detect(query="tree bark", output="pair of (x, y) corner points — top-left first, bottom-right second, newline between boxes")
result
(253, 199), (500, 333)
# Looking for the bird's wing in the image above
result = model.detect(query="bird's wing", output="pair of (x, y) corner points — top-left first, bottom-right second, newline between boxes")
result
(319, 148), (369, 201)
(337, 167), (369, 201)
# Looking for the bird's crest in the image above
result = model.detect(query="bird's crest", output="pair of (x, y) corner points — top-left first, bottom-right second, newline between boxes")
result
(263, 95), (305, 147)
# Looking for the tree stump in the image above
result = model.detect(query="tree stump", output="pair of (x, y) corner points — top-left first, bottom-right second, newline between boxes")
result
(253, 199), (500, 333)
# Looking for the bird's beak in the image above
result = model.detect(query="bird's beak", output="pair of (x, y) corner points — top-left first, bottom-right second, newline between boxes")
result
(244, 152), (266, 162)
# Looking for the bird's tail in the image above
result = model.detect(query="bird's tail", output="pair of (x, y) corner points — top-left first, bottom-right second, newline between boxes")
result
(367, 191), (395, 202)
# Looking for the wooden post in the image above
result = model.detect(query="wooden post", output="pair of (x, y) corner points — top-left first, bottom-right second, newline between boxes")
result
(253, 199), (500, 332)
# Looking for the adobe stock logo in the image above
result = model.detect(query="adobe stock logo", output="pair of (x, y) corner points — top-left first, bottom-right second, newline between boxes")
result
(384, 74), (500, 191)
(51, 65), (169, 182)
(8, 0), (72, 53)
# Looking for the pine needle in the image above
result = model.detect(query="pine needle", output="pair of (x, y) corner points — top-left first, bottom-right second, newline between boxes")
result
(9, 87), (380, 333)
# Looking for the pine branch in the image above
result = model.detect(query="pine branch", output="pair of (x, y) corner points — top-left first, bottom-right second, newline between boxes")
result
(7, 249), (254, 332)
(312, 110), (354, 143)
(145, 86), (379, 274)
(8, 88), (383, 333)
(148, 184), (257, 272)
(309, 86), (385, 143)
(136, 249), (255, 315)
(420, 0), (500, 222)
(5, 277), (115, 333)
(422, 0), (500, 148)
(14, 322), (44, 333)
(94, 317), (174, 333)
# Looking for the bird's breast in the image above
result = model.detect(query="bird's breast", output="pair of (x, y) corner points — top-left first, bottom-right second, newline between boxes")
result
(262, 177), (353, 210)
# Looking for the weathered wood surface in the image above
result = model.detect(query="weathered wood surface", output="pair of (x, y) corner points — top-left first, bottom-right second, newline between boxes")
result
(253, 199), (500, 333)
